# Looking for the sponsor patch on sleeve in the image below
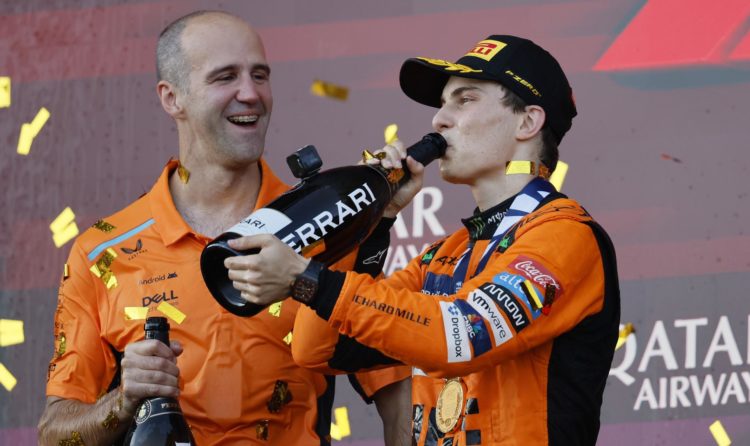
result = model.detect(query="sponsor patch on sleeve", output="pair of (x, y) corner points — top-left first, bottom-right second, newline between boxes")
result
(521, 279), (544, 310)
(493, 272), (541, 319)
(439, 301), (472, 363)
(476, 282), (531, 333)
(508, 255), (563, 294)
(420, 241), (444, 265)
(454, 300), (493, 357)
(465, 287), (514, 348)
(422, 272), (453, 296)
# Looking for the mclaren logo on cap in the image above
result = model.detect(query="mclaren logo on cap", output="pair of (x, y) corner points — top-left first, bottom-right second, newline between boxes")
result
(465, 39), (507, 61)
(417, 57), (482, 74)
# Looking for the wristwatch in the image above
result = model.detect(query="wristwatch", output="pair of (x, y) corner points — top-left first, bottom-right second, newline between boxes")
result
(291, 260), (325, 304)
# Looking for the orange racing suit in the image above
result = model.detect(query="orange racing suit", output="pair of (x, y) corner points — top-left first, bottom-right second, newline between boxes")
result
(294, 181), (620, 445)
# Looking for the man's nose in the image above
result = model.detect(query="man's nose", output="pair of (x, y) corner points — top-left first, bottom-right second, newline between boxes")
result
(236, 74), (261, 103)
(432, 106), (452, 132)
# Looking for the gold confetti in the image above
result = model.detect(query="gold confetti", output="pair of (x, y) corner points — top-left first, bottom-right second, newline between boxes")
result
(50, 207), (79, 248)
(505, 160), (549, 178)
(50, 207), (75, 234)
(92, 220), (115, 233)
(16, 107), (50, 155)
(361, 149), (385, 162)
(101, 409), (119, 431)
(330, 406), (351, 440)
(310, 79), (349, 101)
(0, 76), (10, 108)
(506, 160), (532, 175)
(29, 106), (51, 134)
(615, 323), (635, 351)
(17, 124), (34, 156)
(47, 362), (56, 381)
(102, 273), (118, 289)
(268, 302), (282, 317)
(709, 420), (731, 446)
(505, 160), (553, 178)
(55, 332), (67, 357)
(521, 280), (543, 310)
(267, 380), (293, 413)
(282, 331), (293, 345)
(58, 431), (84, 446)
(0, 363), (17, 392)
(90, 249), (117, 275)
(63, 263), (70, 280)
(124, 307), (149, 320)
(384, 124), (399, 145)
(549, 160), (569, 191)
(157, 301), (186, 324)
(177, 163), (190, 184)
(256, 420), (269, 440)
(90, 248), (118, 289)
(0, 319), (24, 347)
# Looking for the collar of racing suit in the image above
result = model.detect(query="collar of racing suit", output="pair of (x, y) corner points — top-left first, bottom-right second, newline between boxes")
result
(460, 195), (515, 241)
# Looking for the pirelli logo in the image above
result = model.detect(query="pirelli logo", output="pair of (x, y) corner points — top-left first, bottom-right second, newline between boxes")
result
(465, 39), (507, 61)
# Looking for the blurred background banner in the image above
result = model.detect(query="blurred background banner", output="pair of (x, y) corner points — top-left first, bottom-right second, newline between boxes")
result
(1, 1), (749, 444)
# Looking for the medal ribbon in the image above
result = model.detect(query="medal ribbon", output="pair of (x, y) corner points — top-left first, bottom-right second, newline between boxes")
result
(447, 178), (555, 293)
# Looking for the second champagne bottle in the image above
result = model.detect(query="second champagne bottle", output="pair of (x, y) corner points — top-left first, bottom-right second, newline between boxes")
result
(122, 317), (197, 445)
(200, 132), (446, 316)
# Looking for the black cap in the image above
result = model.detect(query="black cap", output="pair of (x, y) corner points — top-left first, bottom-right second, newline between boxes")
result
(399, 35), (577, 144)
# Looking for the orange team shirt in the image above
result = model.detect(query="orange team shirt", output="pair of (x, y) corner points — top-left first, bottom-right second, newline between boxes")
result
(46, 159), (407, 445)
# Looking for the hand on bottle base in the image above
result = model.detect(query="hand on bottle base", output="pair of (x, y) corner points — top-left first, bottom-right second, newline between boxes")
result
(225, 234), (310, 306)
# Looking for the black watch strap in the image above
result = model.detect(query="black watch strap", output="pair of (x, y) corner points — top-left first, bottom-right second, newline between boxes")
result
(291, 260), (325, 304)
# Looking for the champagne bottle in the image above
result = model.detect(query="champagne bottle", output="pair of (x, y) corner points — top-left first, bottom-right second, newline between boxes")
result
(123, 317), (197, 446)
(200, 132), (446, 316)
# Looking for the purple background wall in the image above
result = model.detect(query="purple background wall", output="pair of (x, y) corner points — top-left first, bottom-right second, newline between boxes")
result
(1, 0), (749, 444)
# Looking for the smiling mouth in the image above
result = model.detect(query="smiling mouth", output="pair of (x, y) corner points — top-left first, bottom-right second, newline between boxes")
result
(227, 115), (259, 126)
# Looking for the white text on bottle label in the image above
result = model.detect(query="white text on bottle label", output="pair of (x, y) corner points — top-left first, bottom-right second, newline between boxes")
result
(228, 208), (293, 237)
(281, 182), (377, 254)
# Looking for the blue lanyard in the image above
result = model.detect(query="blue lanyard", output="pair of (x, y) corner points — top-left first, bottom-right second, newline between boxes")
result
(449, 178), (556, 293)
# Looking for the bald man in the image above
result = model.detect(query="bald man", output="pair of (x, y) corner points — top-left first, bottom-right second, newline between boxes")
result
(38, 11), (409, 445)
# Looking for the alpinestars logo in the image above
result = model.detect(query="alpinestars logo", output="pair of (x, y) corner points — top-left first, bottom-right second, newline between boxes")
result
(362, 248), (388, 265)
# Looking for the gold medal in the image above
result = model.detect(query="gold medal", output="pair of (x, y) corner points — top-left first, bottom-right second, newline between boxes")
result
(436, 378), (464, 433)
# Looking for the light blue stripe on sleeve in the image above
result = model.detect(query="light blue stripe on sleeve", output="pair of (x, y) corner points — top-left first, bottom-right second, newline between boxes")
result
(87, 219), (155, 261)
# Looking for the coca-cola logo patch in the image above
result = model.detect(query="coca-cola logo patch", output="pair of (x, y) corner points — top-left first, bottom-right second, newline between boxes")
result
(509, 255), (563, 293)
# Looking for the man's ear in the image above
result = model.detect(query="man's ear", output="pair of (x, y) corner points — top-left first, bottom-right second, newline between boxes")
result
(157, 80), (185, 119)
(516, 105), (545, 142)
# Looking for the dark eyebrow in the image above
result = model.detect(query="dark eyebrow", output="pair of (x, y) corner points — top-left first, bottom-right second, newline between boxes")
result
(253, 63), (271, 76)
(205, 63), (271, 80)
(441, 86), (481, 105)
